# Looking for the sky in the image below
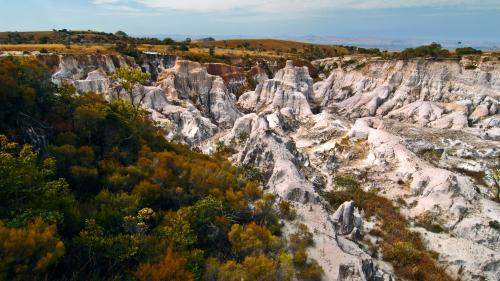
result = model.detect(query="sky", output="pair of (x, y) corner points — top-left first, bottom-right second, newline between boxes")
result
(1, 0), (499, 43)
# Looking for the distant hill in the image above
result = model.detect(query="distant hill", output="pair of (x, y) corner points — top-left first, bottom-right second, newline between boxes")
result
(0, 30), (167, 45)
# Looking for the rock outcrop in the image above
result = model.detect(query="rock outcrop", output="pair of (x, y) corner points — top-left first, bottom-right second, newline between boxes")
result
(239, 60), (314, 117)
(313, 57), (499, 130)
(157, 60), (241, 129)
(39, 53), (176, 87)
(205, 63), (268, 96)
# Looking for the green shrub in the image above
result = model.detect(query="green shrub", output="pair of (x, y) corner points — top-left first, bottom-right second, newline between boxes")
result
(456, 47), (482, 56)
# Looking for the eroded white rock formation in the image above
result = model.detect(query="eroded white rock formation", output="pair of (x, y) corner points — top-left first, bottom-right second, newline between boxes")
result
(313, 57), (499, 132)
(156, 60), (241, 129)
(239, 60), (314, 118)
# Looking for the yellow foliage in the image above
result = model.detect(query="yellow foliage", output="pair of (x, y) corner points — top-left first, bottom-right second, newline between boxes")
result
(217, 260), (245, 281)
(242, 255), (277, 281)
(228, 222), (281, 256)
(0, 218), (64, 280)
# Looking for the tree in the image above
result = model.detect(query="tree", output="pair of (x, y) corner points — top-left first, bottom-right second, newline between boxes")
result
(0, 135), (79, 230)
(456, 47), (482, 56)
(217, 255), (277, 281)
(228, 222), (281, 257)
(162, 38), (175, 45)
(112, 42), (140, 57)
(112, 67), (150, 114)
(135, 247), (194, 281)
(115, 30), (128, 37)
(0, 218), (65, 281)
(209, 47), (215, 57)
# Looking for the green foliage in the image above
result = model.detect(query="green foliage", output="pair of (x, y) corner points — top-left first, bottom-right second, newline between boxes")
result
(112, 67), (150, 113)
(334, 175), (360, 190)
(456, 47), (482, 56)
(0, 57), (55, 145)
(489, 220), (500, 231)
(278, 200), (297, 221)
(228, 222), (281, 257)
(112, 42), (141, 57)
(396, 42), (451, 59)
(0, 135), (79, 232)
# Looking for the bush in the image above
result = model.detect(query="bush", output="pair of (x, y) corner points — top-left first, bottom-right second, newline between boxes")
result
(456, 47), (482, 56)
(464, 64), (478, 70)
(415, 211), (445, 233)
(279, 200), (297, 221)
(112, 42), (140, 58)
(334, 175), (360, 190)
(396, 42), (451, 59)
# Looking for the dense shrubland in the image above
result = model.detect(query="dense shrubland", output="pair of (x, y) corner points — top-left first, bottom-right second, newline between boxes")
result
(0, 57), (322, 280)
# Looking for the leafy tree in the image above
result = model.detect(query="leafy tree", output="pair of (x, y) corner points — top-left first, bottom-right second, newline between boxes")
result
(217, 255), (277, 281)
(228, 222), (281, 257)
(162, 38), (175, 45)
(397, 42), (450, 59)
(0, 135), (79, 232)
(71, 219), (140, 276)
(115, 30), (128, 37)
(112, 67), (150, 114)
(158, 209), (197, 250)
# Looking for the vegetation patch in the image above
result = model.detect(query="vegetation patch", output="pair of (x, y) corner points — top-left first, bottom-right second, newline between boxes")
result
(464, 64), (478, 70)
(415, 211), (446, 233)
(417, 148), (443, 162)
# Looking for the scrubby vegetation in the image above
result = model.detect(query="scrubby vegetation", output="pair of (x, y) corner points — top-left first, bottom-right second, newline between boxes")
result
(326, 175), (456, 281)
(0, 30), (173, 45)
(392, 42), (451, 59)
(0, 56), (322, 280)
(455, 47), (482, 56)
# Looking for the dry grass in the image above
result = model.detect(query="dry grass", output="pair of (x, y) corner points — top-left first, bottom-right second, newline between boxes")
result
(0, 44), (111, 54)
(194, 39), (348, 54)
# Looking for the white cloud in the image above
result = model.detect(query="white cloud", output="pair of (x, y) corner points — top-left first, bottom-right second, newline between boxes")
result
(92, 0), (500, 13)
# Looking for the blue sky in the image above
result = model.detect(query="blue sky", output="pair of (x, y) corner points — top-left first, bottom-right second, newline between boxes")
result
(1, 0), (499, 42)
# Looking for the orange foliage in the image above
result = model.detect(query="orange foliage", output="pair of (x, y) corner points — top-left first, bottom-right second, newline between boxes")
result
(0, 218), (64, 280)
(135, 247), (193, 281)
